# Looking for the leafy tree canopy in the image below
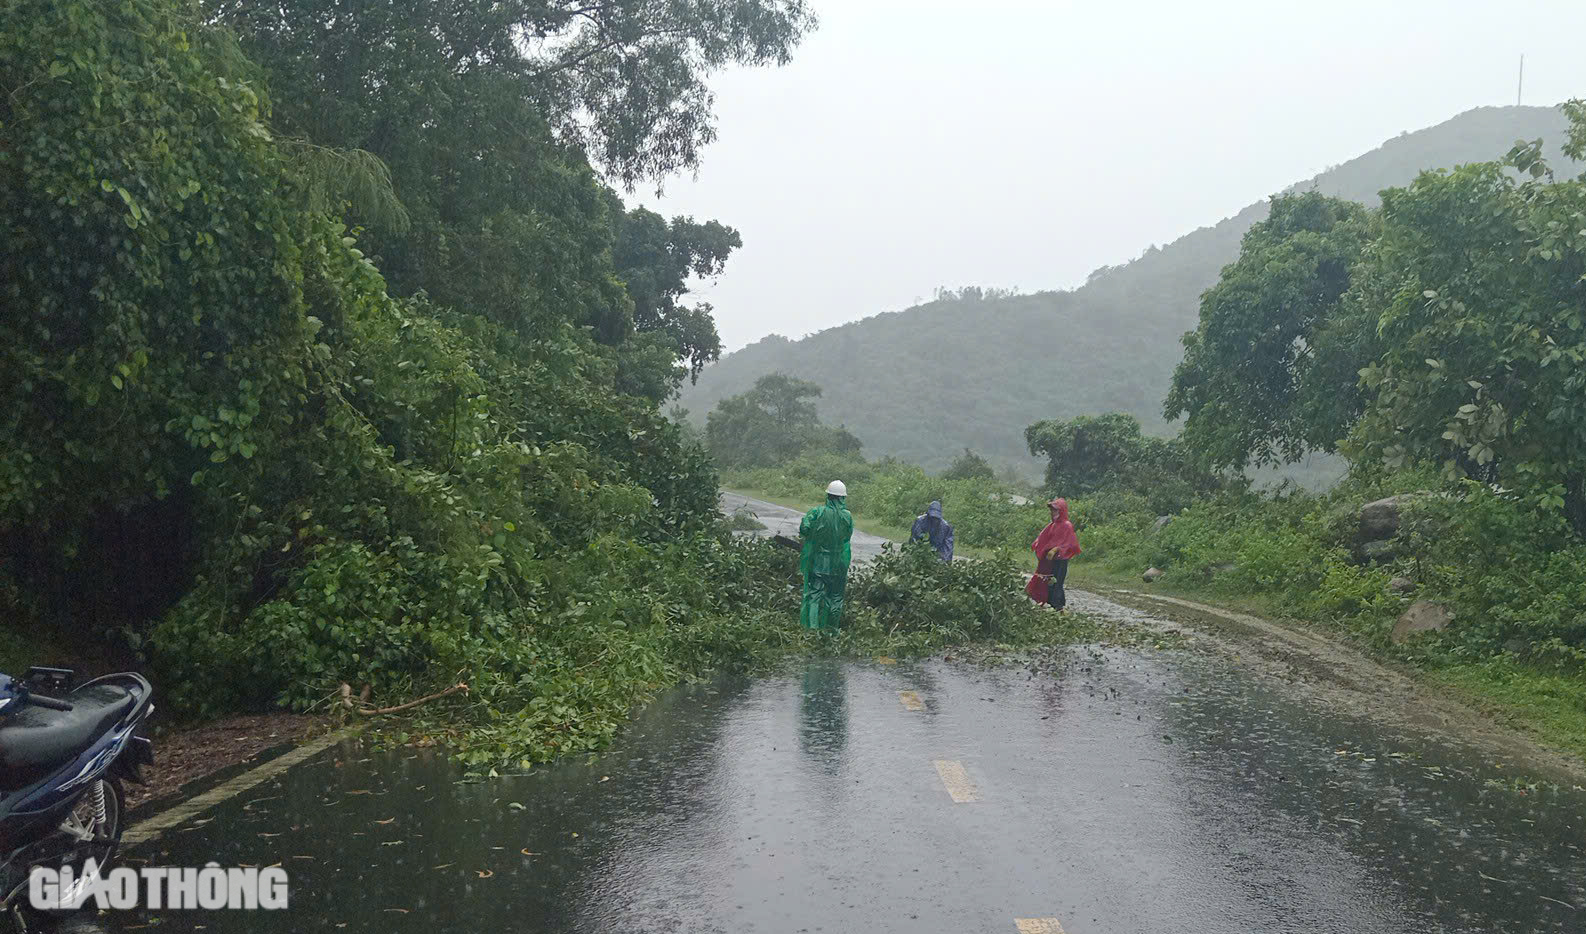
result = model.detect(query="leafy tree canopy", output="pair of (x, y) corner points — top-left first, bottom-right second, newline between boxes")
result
(1025, 413), (1218, 513)
(612, 203), (741, 385)
(706, 374), (861, 468)
(209, 0), (790, 394)
(207, 0), (815, 191)
(1165, 192), (1378, 470)
(1348, 130), (1586, 528)
(942, 449), (996, 482)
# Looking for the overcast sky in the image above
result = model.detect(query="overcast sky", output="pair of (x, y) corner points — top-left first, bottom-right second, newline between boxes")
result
(638, 0), (1586, 353)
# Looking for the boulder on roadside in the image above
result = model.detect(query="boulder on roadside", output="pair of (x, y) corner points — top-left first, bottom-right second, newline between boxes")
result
(1358, 539), (1399, 564)
(1391, 601), (1453, 643)
(1143, 567), (1164, 583)
(1358, 494), (1418, 542)
(1152, 515), (1175, 533)
(1357, 491), (1452, 543)
(1387, 576), (1415, 595)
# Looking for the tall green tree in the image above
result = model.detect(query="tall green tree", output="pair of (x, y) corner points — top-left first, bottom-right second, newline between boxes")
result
(942, 449), (995, 482)
(208, 0), (815, 191)
(1348, 128), (1586, 529)
(1164, 192), (1377, 470)
(1025, 413), (1215, 512)
(210, 0), (797, 396)
(612, 204), (742, 382)
(706, 374), (860, 467)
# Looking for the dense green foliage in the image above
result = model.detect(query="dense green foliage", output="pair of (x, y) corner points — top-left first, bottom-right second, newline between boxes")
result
(706, 374), (862, 468)
(680, 107), (1580, 480)
(0, 0), (819, 768)
(842, 545), (1081, 653)
(613, 205), (741, 386)
(3, 0), (1092, 773)
(210, 0), (787, 404)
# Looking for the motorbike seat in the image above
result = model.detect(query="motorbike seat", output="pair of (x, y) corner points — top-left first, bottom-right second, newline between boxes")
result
(0, 684), (137, 792)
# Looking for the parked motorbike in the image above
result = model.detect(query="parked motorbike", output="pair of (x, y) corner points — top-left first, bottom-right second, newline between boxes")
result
(0, 668), (154, 932)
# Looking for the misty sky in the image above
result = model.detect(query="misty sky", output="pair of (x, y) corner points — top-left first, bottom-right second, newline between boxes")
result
(637, 0), (1586, 353)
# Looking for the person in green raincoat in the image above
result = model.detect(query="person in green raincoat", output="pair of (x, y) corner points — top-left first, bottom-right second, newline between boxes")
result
(799, 480), (854, 632)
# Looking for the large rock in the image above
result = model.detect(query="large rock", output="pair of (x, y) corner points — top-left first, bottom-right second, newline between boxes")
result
(1358, 491), (1450, 543)
(1387, 576), (1415, 595)
(1152, 515), (1175, 533)
(1392, 601), (1453, 644)
(1142, 567), (1164, 583)
(1359, 494), (1416, 542)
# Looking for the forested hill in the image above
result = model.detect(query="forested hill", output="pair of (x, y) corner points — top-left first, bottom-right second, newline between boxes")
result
(680, 106), (1580, 477)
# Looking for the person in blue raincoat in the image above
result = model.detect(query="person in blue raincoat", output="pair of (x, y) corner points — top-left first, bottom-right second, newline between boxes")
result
(909, 500), (955, 561)
(799, 480), (853, 632)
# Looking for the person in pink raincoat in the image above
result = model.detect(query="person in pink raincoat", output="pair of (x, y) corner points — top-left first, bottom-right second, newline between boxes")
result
(1026, 498), (1081, 610)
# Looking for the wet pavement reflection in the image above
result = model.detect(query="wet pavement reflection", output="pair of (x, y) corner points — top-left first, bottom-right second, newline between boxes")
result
(90, 645), (1585, 933)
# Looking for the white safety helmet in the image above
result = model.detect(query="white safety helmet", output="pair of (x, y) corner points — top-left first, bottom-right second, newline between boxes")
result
(826, 480), (847, 497)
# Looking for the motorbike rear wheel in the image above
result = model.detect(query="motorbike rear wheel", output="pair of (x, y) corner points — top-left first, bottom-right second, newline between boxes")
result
(41, 776), (126, 918)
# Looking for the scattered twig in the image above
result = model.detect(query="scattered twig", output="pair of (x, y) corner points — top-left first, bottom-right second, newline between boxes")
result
(1539, 894), (1576, 910)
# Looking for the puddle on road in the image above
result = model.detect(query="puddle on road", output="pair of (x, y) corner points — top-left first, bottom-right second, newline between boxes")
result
(93, 646), (1585, 934)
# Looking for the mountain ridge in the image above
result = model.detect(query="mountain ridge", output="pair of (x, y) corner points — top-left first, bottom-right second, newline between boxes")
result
(681, 105), (1581, 478)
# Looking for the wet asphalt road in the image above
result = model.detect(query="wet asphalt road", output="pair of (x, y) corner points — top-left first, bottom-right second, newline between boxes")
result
(98, 651), (1586, 933)
(82, 496), (1586, 933)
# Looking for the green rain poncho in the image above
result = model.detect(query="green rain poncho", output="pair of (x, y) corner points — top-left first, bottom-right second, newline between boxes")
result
(799, 494), (853, 631)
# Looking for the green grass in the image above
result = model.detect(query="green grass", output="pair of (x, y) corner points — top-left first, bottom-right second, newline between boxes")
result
(1068, 563), (1302, 624)
(1425, 660), (1586, 764)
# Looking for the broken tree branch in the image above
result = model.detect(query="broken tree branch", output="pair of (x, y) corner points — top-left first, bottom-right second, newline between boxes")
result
(354, 683), (470, 716)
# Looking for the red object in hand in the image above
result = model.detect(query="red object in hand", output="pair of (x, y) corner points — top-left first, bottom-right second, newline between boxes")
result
(1026, 571), (1048, 603)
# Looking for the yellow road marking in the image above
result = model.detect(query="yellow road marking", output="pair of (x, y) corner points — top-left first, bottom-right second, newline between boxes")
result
(898, 690), (924, 711)
(932, 759), (980, 802)
(1014, 920), (1066, 934)
(123, 729), (356, 847)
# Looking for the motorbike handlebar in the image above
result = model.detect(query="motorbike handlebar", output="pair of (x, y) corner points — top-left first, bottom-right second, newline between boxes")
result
(25, 692), (74, 712)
